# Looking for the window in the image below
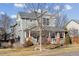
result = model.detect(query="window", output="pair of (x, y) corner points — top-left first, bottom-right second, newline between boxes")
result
(30, 19), (32, 22)
(51, 33), (55, 38)
(47, 19), (49, 25)
(43, 18), (49, 25)
(21, 18), (26, 19)
(73, 29), (78, 36)
(21, 18), (30, 20)
(60, 32), (63, 38)
(30, 18), (36, 22)
(69, 28), (78, 37)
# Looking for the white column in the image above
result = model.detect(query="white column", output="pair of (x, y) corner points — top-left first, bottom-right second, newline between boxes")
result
(62, 32), (65, 44)
(56, 32), (60, 44)
(63, 32), (65, 40)
(47, 32), (51, 42)
(57, 32), (60, 38)
(55, 32), (57, 44)
(29, 30), (31, 37)
(49, 32), (51, 37)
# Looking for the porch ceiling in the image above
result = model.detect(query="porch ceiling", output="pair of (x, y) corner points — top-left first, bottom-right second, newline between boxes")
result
(24, 26), (66, 32)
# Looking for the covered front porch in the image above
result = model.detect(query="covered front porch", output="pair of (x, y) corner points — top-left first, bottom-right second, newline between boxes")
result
(24, 26), (66, 45)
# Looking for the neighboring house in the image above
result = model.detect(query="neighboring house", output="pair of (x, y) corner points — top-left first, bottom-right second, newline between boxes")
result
(15, 11), (66, 44)
(66, 19), (79, 44)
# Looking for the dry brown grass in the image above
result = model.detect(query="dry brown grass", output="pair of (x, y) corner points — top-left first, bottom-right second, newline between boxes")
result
(0, 44), (79, 56)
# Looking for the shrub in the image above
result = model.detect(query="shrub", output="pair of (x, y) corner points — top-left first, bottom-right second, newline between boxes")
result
(1, 42), (12, 48)
(64, 28), (72, 45)
(24, 37), (33, 47)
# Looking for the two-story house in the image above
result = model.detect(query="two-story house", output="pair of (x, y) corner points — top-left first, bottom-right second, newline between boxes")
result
(15, 11), (66, 45)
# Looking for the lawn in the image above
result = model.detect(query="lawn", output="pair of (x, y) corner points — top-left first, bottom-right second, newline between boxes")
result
(0, 44), (79, 56)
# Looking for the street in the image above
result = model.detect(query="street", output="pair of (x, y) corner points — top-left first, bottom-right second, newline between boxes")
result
(56, 51), (79, 56)
(43, 50), (79, 56)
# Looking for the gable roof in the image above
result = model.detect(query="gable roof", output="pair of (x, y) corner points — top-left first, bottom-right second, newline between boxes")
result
(18, 12), (38, 19)
(18, 11), (54, 19)
(65, 19), (79, 26)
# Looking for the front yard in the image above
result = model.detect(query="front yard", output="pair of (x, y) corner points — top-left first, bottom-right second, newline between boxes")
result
(0, 44), (79, 56)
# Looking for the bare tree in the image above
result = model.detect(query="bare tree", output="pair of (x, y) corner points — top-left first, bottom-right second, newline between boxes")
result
(22, 3), (68, 51)
(0, 13), (11, 40)
(23, 3), (54, 51)
(1, 14), (11, 33)
(54, 5), (68, 28)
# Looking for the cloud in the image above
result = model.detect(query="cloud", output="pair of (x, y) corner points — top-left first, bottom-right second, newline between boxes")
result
(27, 10), (31, 13)
(10, 15), (16, 19)
(38, 9), (41, 13)
(0, 11), (5, 15)
(54, 5), (72, 11)
(54, 5), (60, 10)
(64, 4), (72, 10)
(14, 3), (25, 8)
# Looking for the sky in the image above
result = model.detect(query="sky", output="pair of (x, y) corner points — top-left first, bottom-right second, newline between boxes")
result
(0, 3), (79, 20)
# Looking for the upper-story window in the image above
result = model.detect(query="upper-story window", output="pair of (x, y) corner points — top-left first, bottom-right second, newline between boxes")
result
(30, 18), (36, 22)
(22, 17), (36, 22)
(21, 18), (30, 20)
(69, 28), (78, 37)
(43, 18), (49, 25)
(30, 19), (32, 22)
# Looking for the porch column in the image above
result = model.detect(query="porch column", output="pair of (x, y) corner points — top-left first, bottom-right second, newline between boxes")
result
(47, 32), (51, 43)
(56, 32), (60, 44)
(29, 30), (31, 37)
(63, 32), (65, 44)
(55, 32), (57, 41)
